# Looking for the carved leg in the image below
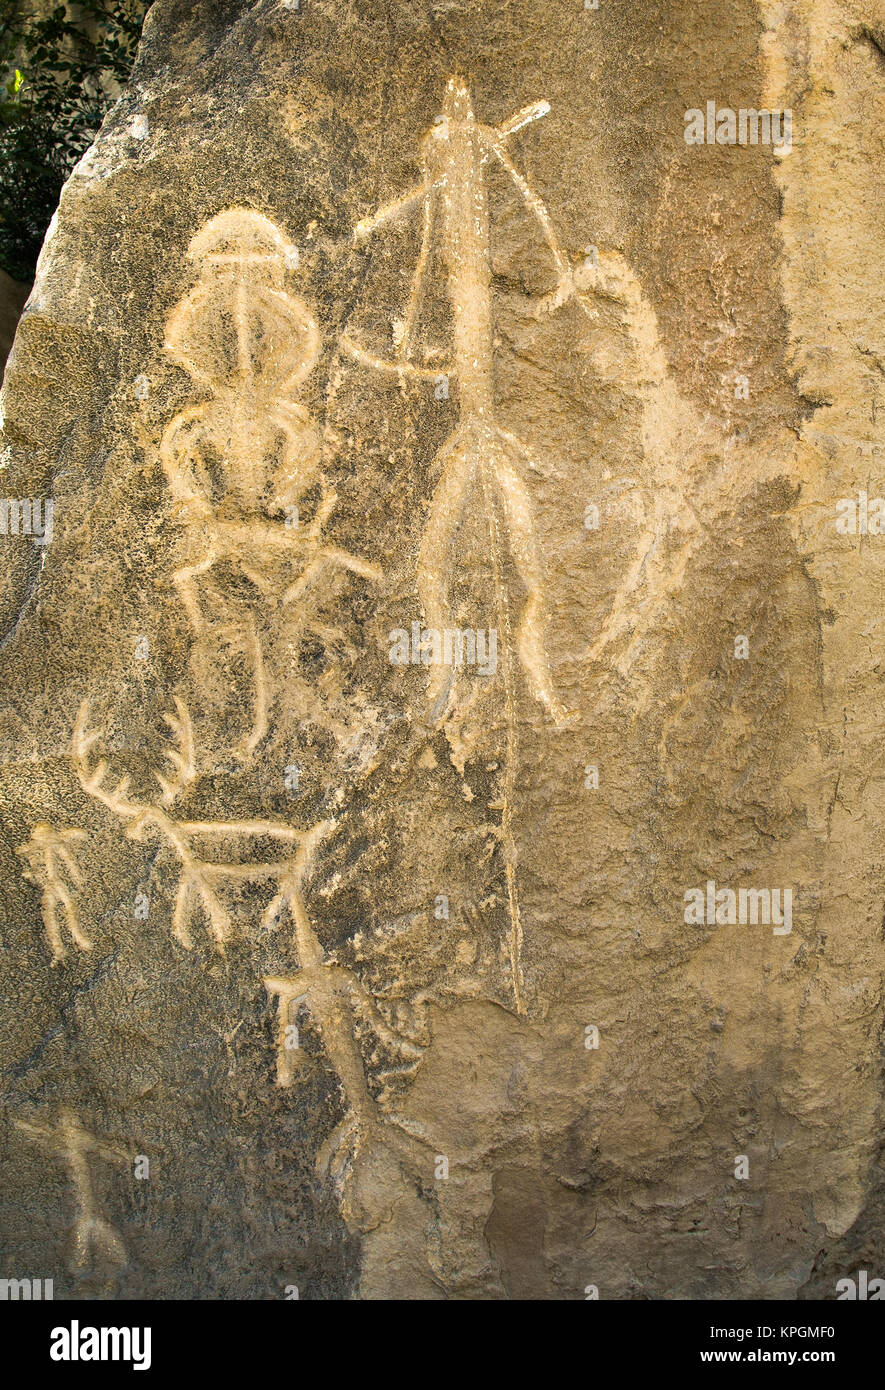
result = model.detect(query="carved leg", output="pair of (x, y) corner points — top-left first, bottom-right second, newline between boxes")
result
(57, 885), (92, 955)
(235, 613), (269, 759)
(491, 439), (568, 723)
(416, 430), (475, 722)
(42, 890), (66, 964)
(173, 547), (218, 635)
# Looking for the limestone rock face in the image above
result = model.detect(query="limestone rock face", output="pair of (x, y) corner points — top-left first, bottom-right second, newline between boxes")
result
(0, 0), (882, 1300)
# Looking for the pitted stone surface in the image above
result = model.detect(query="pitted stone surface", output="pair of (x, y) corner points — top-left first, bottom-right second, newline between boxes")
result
(0, 0), (882, 1300)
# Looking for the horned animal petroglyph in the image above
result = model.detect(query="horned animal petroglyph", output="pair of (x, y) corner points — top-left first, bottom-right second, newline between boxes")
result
(73, 700), (325, 953)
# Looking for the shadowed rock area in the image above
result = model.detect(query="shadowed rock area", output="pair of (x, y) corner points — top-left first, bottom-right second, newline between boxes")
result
(0, 269), (30, 380)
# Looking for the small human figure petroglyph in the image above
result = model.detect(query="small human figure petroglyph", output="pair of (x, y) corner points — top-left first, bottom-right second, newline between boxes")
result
(15, 1108), (130, 1274)
(16, 823), (91, 964)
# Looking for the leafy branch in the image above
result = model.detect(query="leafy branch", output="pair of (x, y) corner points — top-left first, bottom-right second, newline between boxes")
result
(0, 2), (147, 281)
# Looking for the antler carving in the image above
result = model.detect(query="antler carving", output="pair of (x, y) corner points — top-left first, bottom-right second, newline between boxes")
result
(155, 696), (196, 808)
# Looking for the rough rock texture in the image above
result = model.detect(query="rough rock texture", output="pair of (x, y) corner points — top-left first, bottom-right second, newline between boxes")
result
(0, 0), (882, 1299)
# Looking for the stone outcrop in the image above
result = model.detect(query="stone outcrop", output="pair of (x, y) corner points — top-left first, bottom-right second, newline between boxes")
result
(0, 0), (882, 1299)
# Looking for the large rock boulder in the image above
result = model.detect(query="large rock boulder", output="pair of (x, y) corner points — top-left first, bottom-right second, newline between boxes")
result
(0, 0), (882, 1299)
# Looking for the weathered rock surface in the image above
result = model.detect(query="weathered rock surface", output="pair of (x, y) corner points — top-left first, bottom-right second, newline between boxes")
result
(0, 0), (882, 1299)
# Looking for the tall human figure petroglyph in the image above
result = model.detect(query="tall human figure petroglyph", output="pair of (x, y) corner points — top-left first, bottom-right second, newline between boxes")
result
(344, 76), (586, 1013)
(160, 209), (381, 758)
(347, 77), (571, 727)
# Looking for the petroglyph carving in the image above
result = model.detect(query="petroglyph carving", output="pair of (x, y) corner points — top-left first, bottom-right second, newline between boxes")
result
(70, 694), (427, 1220)
(344, 77), (591, 1012)
(265, 975), (309, 1087)
(73, 701), (321, 953)
(16, 823), (91, 964)
(569, 244), (794, 720)
(347, 77), (572, 727)
(263, 824), (430, 1206)
(153, 696), (196, 807)
(163, 208), (317, 402)
(264, 966), (427, 1210)
(15, 1108), (129, 1274)
(575, 248), (701, 680)
(160, 208), (381, 757)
